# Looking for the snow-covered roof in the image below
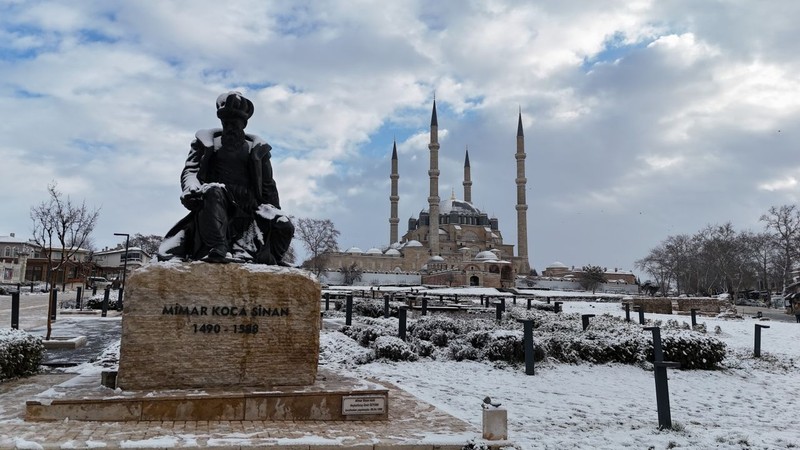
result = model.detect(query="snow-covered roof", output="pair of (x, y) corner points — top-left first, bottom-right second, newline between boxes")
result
(474, 250), (498, 261)
(365, 247), (382, 255)
(0, 235), (32, 244)
(405, 240), (423, 247)
(439, 197), (481, 215)
(385, 249), (401, 256)
(345, 246), (363, 254)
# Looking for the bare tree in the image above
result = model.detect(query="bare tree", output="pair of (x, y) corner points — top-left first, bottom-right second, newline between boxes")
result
(294, 218), (340, 275)
(114, 233), (162, 256)
(579, 265), (607, 294)
(30, 183), (100, 340)
(760, 204), (800, 291)
(338, 263), (363, 285)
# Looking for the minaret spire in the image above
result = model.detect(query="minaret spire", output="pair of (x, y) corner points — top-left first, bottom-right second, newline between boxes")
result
(515, 110), (531, 273)
(463, 146), (472, 203)
(427, 98), (441, 256)
(389, 139), (400, 244)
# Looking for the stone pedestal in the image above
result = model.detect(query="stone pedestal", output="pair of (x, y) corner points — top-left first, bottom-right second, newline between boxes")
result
(482, 407), (508, 440)
(117, 261), (320, 390)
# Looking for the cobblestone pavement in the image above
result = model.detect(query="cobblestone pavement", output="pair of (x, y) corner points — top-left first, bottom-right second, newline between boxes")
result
(0, 372), (483, 449)
(0, 315), (494, 449)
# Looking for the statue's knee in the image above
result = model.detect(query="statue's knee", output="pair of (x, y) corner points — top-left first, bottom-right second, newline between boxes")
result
(275, 216), (295, 235)
(202, 185), (226, 203)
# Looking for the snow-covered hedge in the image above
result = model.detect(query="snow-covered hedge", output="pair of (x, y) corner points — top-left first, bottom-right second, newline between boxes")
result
(339, 307), (727, 370)
(373, 336), (417, 361)
(0, 329), (44, 380)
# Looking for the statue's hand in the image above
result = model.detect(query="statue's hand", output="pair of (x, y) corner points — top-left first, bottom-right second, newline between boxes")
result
(180, 188), (203, 211)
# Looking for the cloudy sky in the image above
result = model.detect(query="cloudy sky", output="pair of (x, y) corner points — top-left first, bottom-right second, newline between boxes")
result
(1, 0), (798, 275)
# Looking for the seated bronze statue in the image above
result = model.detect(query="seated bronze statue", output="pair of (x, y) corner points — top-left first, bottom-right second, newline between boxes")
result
(158, 92), (294, 265)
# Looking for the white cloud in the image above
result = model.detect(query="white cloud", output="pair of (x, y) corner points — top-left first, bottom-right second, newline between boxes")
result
(1, 0), (799, 274)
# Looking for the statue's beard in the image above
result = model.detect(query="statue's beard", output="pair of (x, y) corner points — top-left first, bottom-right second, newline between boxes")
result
(221, 127), (245, 150)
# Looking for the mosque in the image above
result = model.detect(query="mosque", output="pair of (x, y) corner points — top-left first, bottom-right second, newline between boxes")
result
(323, 100), (531, 288)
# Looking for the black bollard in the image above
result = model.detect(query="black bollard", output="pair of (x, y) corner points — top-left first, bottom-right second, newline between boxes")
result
(754, 324), (770, 357)
(546, 297), (551, 304)
(517, 318), (535, 375)
(50, 289), (58, 321)
(554, 301), (563, 313)
(454, 293), (458, 303)
(635, 306), (645, 325)
(512, 295), (517, 306)
(383, 294), (390, 318)
(92, 285), (97, 296)
(345, 294), (353, 326)
(117, 288), (124, 311)
(581, 314), (595, 331)
(438, 294), (443, 303)
(76, 287), (83, 310)
(30, 282), (34, 293)
(421, 297), (428, 316)
(690, 309), (698, 328)
(624, 303), (631, 322)
(101, 287), (110, 317)
(398, 306), (407, 341)
(11, 291), (20, 329)
(480, 294), (485, 307)
(527, 298), (533, 310)
(324, 292), (330, 311)
(495, 301), (503, 323)
(644, 326), (680, 430)
(500, 297), (506, 312)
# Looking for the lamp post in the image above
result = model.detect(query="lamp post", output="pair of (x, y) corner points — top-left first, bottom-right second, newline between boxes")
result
(114, 233), (129, 309)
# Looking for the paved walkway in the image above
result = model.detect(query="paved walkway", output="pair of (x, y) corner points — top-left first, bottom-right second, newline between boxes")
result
(0, 316), (501, 449)
(0, 372), (483, 449)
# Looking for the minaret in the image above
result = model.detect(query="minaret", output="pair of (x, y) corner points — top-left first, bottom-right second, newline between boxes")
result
(463, 146), (472, 203)
(389, 140), (400, 244)
(428, 99), (441, 255)
(515, 110), (531, 273)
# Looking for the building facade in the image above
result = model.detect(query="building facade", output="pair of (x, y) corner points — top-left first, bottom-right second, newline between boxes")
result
(0, 234), (35, 285)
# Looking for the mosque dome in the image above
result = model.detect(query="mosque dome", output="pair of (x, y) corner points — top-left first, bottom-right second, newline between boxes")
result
(365, 247), (383, 255)
(547, 261), (568, 269)
(405, 240), (423, 247)
(428, 255), (445, 262)
(439, 197), (481, 215)
(385, 249), (401, 256)
(345, 246), (363, 254)
(474, 251), (499, 261)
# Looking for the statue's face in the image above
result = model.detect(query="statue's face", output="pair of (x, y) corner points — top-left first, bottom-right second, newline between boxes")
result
(221, 118), (246, 131)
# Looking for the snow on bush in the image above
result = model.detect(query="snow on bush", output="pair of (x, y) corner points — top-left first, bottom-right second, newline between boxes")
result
(339, 306), (727, 370)
(0, 329), (44, 380)
(372, 336), (417, 362)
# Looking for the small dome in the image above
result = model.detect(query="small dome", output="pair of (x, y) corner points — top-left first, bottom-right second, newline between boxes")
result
(428, 255), (445, 262)
(385, 249), (401, 256)
(405, 240), (423, 247)
(345, 246), (363, 254)
(365, 247), (382, 254)
(547, 261), (568, 268)
(475, 251), (498, 261)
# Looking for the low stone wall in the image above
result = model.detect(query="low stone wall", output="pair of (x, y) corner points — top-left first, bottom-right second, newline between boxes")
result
(675, 298), (729, 314)
(626, 298), (673, 314)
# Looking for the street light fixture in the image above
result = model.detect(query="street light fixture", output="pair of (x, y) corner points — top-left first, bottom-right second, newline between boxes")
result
(114, 233), (130, 309)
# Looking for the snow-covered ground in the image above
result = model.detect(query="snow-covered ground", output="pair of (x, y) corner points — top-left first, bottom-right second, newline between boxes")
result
(322, 297), (800, 449)
(3, 286), (799, 449)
